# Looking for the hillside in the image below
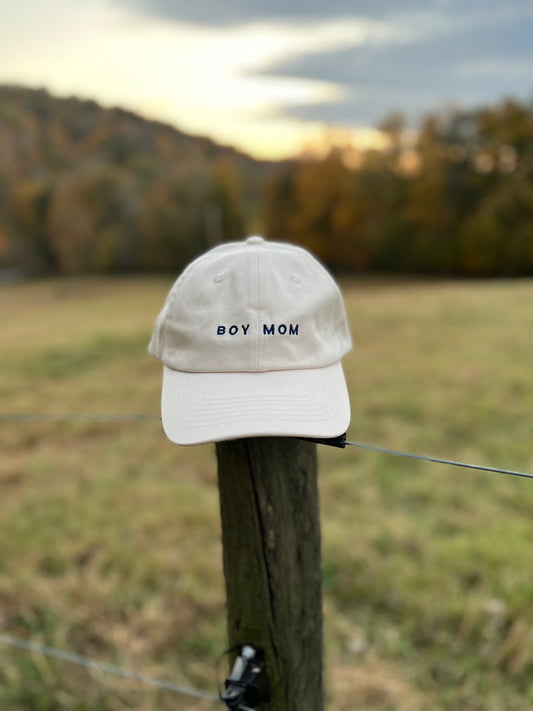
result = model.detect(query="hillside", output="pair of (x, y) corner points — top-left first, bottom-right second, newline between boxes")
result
(3, 85), (533, 277)
(0, 85), (273, 274)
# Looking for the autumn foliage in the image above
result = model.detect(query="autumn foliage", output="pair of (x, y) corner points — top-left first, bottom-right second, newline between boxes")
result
(0, 86), (261, 274)
(1, 85), (533, 276)
(264, 106), (533, 276)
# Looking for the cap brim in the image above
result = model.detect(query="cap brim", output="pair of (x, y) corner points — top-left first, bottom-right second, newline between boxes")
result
(161, 362), (350, 446)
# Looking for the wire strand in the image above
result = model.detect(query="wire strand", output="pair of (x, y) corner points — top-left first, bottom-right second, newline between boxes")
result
(0, 413), (531, 480)
(0, 634), (221, 704)
(345, 440), (533, 480)
(0, 414), (160, 422)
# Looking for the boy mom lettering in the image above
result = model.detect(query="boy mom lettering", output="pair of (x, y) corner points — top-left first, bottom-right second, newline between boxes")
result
(217, 324), (299, 336)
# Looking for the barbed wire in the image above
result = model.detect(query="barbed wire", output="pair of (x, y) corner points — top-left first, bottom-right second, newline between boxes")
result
(0, 633), (221, 704)
(0, 413), (531, 480)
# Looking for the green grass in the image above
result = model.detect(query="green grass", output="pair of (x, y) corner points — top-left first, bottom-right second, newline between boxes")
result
(1, 275), (533, 710)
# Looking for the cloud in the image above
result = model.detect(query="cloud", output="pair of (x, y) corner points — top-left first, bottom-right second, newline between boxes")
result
(115, 0), (533, 129)
(115, 0), (433, 26)
(245, 5), (533, 127)
(115, 0), (533, 27)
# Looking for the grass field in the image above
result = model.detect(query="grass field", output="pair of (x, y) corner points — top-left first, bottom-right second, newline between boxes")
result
(1, 275), (533, 710)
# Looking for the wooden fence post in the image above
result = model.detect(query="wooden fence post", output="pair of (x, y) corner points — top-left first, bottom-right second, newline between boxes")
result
(216, 436), (323, 711)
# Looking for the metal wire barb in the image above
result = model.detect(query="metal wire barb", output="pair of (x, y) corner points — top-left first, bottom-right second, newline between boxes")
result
(0, 634), (221, 704)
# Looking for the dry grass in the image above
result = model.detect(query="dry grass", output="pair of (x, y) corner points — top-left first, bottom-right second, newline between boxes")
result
(1, 275), (533, 709)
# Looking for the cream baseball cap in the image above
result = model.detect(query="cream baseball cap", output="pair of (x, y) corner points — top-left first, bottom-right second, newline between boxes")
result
(149, 236), (352, 445)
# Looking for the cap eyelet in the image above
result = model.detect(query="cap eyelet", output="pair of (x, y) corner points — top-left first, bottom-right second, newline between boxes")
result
(214, 273), (225, 283)
(290, 273), (301, 283)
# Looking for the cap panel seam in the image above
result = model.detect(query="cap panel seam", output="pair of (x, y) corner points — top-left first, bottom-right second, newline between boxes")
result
(255, 245), (261, 372)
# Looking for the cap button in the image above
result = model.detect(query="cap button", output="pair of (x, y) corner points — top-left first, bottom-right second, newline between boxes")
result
(246, 235), (265, 245)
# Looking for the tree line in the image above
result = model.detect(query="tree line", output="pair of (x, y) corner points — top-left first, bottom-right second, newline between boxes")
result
(264, 104), (533, 276)
(1, 85), (533, 276)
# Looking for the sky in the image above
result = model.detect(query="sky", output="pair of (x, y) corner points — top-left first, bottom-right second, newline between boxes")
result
(1, 0), (533, 159)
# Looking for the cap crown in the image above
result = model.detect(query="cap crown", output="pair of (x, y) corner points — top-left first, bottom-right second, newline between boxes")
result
(149, 237), (352, 373)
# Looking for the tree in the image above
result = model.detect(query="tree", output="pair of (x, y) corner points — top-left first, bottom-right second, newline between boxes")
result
(458, 179), (533, 275)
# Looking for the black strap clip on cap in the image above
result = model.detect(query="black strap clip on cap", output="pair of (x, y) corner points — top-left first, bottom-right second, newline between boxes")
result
(299, 432), (346, 448)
